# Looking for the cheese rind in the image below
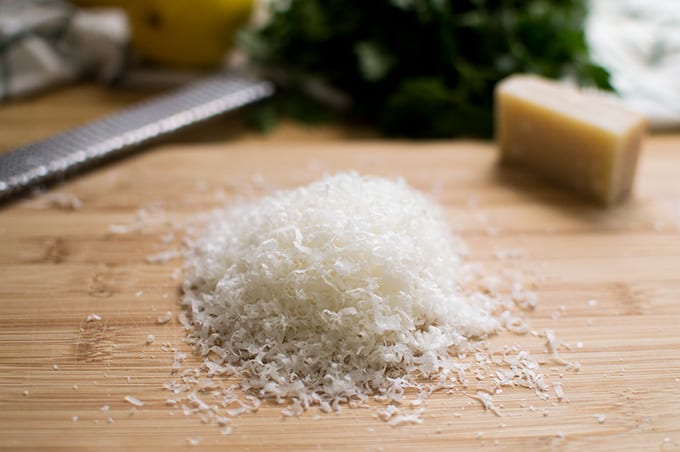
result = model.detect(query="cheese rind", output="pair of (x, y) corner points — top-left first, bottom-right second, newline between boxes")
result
(495, 75), (647, 205)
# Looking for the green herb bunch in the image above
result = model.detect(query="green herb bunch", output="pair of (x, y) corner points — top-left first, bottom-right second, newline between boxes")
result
(239, 0), (611, 138)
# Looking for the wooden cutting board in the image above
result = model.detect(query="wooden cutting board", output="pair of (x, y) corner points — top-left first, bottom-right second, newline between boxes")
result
(1, 136), (679, 450)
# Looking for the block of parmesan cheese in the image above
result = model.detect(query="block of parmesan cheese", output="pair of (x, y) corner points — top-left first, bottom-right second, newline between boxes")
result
(495, 74), (647, 205)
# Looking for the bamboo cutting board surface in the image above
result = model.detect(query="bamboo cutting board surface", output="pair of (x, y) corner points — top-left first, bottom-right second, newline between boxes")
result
(1, 136), (680, 450)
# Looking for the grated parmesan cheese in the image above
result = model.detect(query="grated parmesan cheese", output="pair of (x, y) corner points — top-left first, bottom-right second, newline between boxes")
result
(388, 409), (424, 427)
(377, 404), (399, 421)
(30, 192), (83, 210)
(553, 383), (564, 401)
(186, 437), (202, 446)
(172, 352), (187, 370)
(156, 311), (173, 324)
(146, 250), (180, 264)
(468, 391), (502, 417)
(164, 172), (583, 431)
(182, 173), (499, 412)
(86, 313), (102, 322)
(124, 395), (145, 407)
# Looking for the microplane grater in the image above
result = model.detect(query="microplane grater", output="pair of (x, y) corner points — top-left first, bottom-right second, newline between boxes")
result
(0, 74), (274, 201)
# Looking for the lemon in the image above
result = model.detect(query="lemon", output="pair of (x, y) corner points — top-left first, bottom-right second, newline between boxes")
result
(124, 0), (253, 68)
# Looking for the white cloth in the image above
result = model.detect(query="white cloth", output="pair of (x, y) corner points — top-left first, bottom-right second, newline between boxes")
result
(587, 0), (680, 129)
(0, 0), (128, 100)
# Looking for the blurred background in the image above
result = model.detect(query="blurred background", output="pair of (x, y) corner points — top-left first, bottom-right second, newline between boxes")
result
(0, 0), (678, 150)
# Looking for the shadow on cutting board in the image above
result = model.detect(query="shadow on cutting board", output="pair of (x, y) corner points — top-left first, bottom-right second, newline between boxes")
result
(489, 163), (655, 230)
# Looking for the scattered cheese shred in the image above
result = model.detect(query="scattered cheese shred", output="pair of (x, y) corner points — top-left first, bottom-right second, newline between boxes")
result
(553, 383), (564, 401)
(30, 192), (83, 210)
(172, 352), (187, 370)
(377, 404), (399, 421)
(388, 409), (424, 427)
(544, 329), (581, 369)
(86, 313), (102, 322)
(146, 250), (180, 264)
(186, 437), (202, 446)
(124, 395), (145, 407)
(156, 311), (173, 324)
(468, 391), (502, 417)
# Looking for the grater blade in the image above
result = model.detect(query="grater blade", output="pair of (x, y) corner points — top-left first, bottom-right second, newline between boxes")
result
(0, 74), (274, 201)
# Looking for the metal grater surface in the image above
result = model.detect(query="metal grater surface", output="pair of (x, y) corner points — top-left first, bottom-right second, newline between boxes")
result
(0, 74), (274, 201)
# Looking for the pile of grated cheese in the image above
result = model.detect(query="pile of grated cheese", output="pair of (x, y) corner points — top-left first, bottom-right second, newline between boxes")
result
(181, 172), (506, 411)
(178, 173), (577, 424)
(96, 171), (580, 437)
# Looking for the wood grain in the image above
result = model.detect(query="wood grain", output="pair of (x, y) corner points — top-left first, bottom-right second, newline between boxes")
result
(1, 136), (679, 451)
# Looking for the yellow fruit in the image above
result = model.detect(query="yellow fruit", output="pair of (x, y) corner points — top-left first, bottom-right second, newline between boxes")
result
(124, 0), (253, 68)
